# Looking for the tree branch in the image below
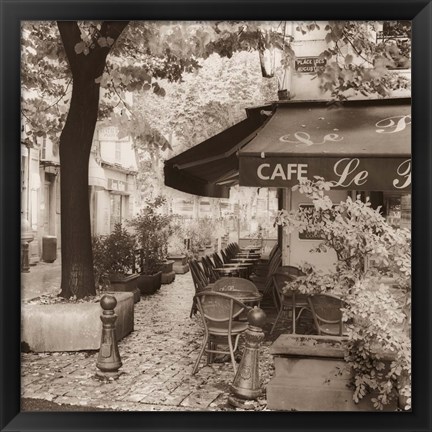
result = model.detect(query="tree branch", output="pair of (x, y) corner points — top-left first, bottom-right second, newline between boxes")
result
(100, 21), (130, 43)
(57, 21), (82, 72)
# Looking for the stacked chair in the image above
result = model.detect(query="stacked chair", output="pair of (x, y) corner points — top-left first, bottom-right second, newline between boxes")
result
(249, 245), (282, 299)
(190, 242), (283, 316)
(189, 258), (215, 317)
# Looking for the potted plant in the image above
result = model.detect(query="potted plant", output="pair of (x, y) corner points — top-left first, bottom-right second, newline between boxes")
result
(130, 196), (172, 294)
(167, 216), (190, 274)
(269, 177), (411, 411)
(92, 223), (140, 303)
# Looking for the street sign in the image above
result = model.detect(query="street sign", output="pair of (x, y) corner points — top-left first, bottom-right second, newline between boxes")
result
(295, 57), (326, 73)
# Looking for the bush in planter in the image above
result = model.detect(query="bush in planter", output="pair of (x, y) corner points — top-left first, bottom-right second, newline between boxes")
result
(92, 223), (137, 289)
(129, 196), (173, 293)
(184, 217), (218, 257)
(167, 215), (190, 256)
(275, 177), (411, 410)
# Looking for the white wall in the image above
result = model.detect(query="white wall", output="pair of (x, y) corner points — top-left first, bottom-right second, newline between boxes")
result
(283, 188), (348, 271)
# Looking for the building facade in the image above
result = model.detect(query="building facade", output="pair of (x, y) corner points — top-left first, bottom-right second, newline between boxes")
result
(275, 21), (411, 268)
(21, 124), (138, 264)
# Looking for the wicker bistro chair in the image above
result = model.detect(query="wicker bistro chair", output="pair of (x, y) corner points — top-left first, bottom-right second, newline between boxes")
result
(189, 259), (214, 317)
(308, 294), (347, 336)
(250, 247), (282, 298)
(212, 252), (225, 269)
(192, 292), (249, 375)
(270, 272), (310, 335)
(201, 255), (220, 283)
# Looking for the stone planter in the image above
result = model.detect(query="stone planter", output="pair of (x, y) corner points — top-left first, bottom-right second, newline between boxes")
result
(137, 271), (162, 295)
(168, 254), (189, 274)
(267, 334), (397, 411)
(108, 273), (140, 303)
(161, 260), (176, 284)
(21, 292), (134, 352)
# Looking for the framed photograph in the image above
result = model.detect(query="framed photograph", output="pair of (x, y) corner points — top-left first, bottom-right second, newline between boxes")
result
(1, 0), (431, 431)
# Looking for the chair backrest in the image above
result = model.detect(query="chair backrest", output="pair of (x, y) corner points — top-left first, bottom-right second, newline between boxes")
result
(267, 243), (279, 262)
(261, 248), (282, 296)
(189, 259), (209, 292)
(201, 256), (219, 282)
(267, 248), (282, 276)
(272, 272), (296, 305)
(308, 294), (346, 336)
(213, 277), (259, 294)
(212, 252), (224, 268)
(195, 292), (247, 326)
(221, 249), (230, 264)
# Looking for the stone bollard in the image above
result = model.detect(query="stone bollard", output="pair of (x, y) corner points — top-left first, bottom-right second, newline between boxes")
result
(228, 306), (266, 408)
(96, 295), (122, 379)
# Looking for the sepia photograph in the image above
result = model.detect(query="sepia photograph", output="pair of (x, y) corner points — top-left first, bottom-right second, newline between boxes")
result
(18, 19), (413, 414)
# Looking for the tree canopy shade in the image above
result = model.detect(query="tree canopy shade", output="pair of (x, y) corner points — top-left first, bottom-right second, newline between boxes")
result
(21, 20), (411, 298)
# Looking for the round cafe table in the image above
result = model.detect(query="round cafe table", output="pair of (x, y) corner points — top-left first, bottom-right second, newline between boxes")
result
(235, 253), (261, 259)
(214, 266), (249, 278)
(230, 257), (259, 263)
(212, 288), (262, 318)
(240, 246), (261, 253)
(221, 262), (254, 277)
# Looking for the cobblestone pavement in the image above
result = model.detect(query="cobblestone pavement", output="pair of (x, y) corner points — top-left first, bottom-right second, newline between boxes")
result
(21, 271), (285, 412)
(21, 261), (62, 300)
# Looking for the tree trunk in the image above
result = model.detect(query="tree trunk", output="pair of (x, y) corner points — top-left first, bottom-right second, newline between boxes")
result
(59, 75), (100, 298)
(57, 21), (129, 298)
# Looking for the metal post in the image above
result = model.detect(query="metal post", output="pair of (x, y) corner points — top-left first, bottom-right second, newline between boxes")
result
(228, 306), (266, 408)
(96, 295), (122, 379)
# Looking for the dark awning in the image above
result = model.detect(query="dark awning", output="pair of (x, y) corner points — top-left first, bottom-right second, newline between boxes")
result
(164, 111), (270, 198)
(239, 98), (411, 191)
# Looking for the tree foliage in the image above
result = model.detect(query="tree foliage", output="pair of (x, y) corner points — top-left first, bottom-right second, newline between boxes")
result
(21, 20), (411, 298)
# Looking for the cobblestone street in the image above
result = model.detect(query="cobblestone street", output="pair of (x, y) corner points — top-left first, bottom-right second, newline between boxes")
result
(21, 270), (276, 411)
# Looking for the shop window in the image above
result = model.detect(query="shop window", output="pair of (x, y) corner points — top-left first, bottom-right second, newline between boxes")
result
(383, 193), (411, 229)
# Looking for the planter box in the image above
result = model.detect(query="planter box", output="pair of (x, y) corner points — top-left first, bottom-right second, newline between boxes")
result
(168, 254), (189, 274)
(267, 334), (397, 412)
(161, 260), (176, 284)
(109, 273), (140, 303)
(137, 271), (162, 295)
(21, 292), (134, 353)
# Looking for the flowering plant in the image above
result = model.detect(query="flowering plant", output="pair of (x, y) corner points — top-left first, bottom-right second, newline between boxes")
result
(275, 177), (411, 410)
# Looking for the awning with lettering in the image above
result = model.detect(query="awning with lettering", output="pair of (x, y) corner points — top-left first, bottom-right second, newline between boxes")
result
(239, 98), (411, 191)
(164, 108), (271, 198)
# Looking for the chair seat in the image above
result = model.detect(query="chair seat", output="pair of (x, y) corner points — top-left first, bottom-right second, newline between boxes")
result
(319, 323), (347, 336)
(208, 321), (248, 335)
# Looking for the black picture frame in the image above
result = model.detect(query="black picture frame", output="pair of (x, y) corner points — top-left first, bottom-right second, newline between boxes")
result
(1, 1), (431, 431)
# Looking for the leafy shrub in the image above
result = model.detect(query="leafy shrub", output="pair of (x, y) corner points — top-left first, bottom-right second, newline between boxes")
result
(92, 223), (137, 287)
(275, 177), (411, 410)
(129, 195), (172, 275)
